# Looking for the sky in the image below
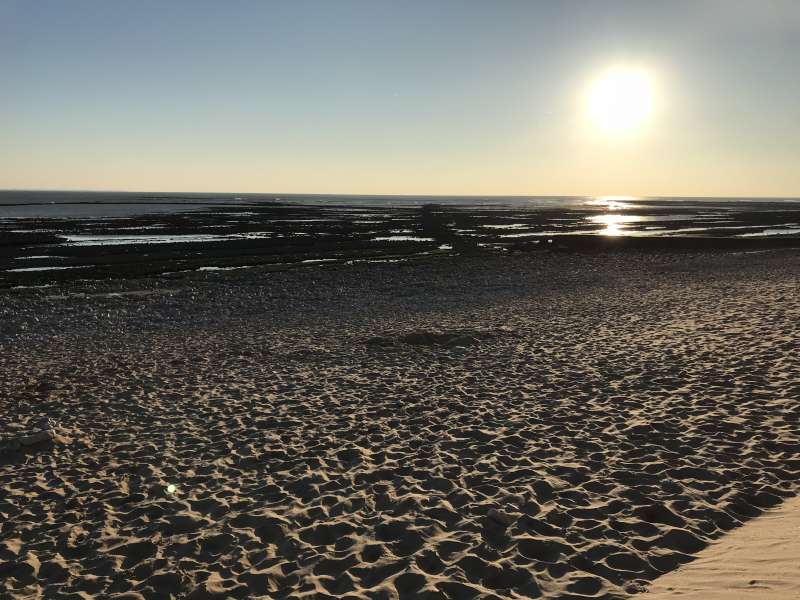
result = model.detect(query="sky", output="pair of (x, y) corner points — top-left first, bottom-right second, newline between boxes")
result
(1, 0), (799, 197)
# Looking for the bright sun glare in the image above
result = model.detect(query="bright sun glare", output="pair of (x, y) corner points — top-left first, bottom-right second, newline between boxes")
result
(586, 67), (655, 137)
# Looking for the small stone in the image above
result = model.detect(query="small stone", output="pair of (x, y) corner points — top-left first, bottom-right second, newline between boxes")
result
(623, 580), (649, 594)
(487, 508), (517, 527)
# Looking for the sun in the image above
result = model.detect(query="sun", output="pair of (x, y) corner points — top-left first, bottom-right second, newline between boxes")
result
(586, 67), (655, 136)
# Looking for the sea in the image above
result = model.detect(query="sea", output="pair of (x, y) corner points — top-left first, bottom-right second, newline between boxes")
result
(2, 190), (799, 287)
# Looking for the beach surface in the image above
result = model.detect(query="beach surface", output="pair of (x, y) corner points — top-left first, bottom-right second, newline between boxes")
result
(1, 248), (799, 599)
(646, 492), (800, 599)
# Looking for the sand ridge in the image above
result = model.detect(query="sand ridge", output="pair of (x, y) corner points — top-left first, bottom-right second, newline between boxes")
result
(1, 251), (799, 599)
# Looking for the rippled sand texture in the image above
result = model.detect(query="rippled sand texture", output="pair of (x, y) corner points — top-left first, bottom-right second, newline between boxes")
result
(1, 251), (799, 599)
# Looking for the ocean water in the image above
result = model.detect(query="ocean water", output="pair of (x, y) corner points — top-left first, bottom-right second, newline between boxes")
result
(3, 190), (800, 211)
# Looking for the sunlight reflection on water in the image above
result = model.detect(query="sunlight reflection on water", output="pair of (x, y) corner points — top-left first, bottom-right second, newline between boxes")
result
(585, 196), (641, 210)
(586, 214), (645, 236)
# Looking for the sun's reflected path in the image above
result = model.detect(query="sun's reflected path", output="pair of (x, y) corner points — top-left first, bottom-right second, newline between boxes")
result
(587, 213), (645, 236)
(586, 196), (639, 209)
(586, 196), (643, 235)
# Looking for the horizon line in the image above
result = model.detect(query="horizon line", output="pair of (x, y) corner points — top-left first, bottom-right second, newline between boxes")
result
(1, 188), (799, 201)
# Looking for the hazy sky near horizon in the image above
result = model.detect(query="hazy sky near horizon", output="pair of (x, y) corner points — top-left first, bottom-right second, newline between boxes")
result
(2, 0), (799, 197)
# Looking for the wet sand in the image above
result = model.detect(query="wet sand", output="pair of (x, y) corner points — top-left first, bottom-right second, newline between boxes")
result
(1, 249), (799, 599)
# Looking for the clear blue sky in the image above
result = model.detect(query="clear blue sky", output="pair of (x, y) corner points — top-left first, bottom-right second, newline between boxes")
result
(2, 0), (798, 196)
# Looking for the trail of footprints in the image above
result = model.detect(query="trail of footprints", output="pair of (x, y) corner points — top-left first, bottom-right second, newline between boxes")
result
(1, 261), (799, 599)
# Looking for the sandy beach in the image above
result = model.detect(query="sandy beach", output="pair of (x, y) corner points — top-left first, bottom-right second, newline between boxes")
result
(646, 492), (800, 599)
(1, 248), (799, 599)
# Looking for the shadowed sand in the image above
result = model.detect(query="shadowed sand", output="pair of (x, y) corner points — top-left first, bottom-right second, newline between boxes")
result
(1, 250), (799, 599)
(645, 493), (800, 598)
